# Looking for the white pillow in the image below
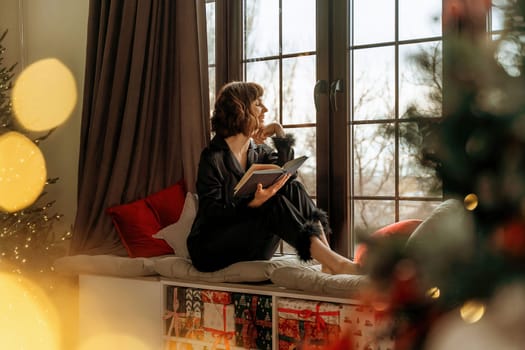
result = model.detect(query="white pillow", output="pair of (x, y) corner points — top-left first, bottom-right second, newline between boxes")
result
(153, 192), (198, 258)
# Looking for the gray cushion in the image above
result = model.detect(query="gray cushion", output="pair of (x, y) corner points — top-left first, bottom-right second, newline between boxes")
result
(404, 198), (475, 285)
(53, 254), (163, 277)
(270, 265), (369, 298)
(154, 255), (312, 283)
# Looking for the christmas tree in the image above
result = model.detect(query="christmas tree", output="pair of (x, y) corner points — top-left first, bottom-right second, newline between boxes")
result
(354, 1), (525, 349)
(0, 29), (70, 289)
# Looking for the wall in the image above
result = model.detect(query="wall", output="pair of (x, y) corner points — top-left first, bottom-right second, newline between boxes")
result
(0, 0), (89, 235)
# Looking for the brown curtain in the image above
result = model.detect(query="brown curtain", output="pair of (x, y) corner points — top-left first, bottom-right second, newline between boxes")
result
(70, 0), (210, 255)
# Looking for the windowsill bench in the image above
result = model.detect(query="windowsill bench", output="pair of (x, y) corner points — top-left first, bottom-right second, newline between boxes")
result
(56, 255), (390, 350)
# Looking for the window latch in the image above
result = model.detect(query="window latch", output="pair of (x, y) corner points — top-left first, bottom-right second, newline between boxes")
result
(329, 79), (344, 112)
(314, 80), (328, 112)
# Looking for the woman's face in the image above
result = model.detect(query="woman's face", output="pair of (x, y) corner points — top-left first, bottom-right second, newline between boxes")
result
(250, 98), (268, 126)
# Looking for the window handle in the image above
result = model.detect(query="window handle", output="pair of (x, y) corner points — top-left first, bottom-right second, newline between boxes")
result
(314, 80), (328, 112)
(329, 79), (344, 112)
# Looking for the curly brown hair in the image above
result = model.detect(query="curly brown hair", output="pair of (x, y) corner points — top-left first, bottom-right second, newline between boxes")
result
(211, 81), (264, 138)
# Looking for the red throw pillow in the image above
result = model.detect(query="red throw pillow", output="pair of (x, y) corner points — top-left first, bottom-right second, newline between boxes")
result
(354, 219), (423, 266)
(145, 179), (187, 227)
(107, 199), (174, 258)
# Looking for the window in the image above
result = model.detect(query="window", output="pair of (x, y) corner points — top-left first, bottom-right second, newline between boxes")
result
(206, 0), (216, 109)
(208, 1), (496, 257)
(242, 0), (318, 196)
(347, 1), (443, 255)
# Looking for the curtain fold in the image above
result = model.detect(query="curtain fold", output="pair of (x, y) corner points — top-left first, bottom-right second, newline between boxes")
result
(70, 0), (209, 255)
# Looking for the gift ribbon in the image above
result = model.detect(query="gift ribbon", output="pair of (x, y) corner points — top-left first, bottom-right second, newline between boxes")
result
(164, 288), (185, 337)
(204, 304), (235, 350)
(278, 303), (339, 332)
(239, 309), (257, 348)
(205, 328), (234, 350)
(236, 295), (259, 349)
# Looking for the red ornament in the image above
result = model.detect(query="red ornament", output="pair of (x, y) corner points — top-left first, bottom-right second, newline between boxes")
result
(493, 220), (525, 257)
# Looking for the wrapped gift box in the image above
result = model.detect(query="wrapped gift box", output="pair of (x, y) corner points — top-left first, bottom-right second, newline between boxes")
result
(203, 302), (236, 349)
(340, 304), (394, 350)
(277, 298), (342, 349)
(163, 287), (206, 350)
(164, 286), (187, 337)
(184, 287), (204, 330)
(202, 290), (232, 304)
(233, 293), (273, 350)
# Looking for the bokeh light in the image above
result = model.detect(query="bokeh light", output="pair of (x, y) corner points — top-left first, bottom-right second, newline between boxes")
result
(0, 131), (47, 212)
(12, 58), (77, 131)
(0, 272), (60, 349)
(464, 193), (478, 211)
(460, 300), (486, 323)
(426, 286), (441, 299)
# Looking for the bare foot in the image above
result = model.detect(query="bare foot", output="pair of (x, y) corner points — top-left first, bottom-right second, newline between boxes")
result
(332, 260), (362, 275)
(321, 265), (334, 274)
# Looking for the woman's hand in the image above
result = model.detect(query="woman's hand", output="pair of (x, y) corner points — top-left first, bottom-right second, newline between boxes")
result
(248, 173), (291, 208)
(252, 122), (285, 144)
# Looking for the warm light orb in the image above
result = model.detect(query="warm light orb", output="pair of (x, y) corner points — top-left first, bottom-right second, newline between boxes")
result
(0, 272), (60, 349)
(460, 300), (486, 323)
(464, 193), (479, 211)
(426, 286), (441, 299)
(78, 333), (150, 350)
(0, 131), (47, 212)
(12, 58), (77, 131)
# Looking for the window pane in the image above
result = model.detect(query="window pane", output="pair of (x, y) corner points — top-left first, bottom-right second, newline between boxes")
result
(206, 1), (216, 113)
(206, 2), (215, 64)
(291, 127), (317, 196)
(399, 122), (442, 197)
(246, 60), (279, 118)
(353, 200), (395, 236)
(399, 41), (442, 118)
(353, 47), (395, 121)
(244, 0), (279, 59)
(491, 0), (507, 32)
(353, 123), (395, 196)
(283, 55), (316, 125)
(353, 0), (394, 45)
(399, 0), (442, 40)
(282, 0), (316, 54)
(208, 67), (216, 110)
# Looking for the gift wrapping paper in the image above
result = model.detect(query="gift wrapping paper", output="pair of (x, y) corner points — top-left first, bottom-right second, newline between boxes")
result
(164, 287), (187, 337)
(163, 287), (206, 350)
(203, 302), (236, 349)
(340, 304), (394, 350)
(202, 290), (232, 304)
(233, 293), (273, 350)
(277, 298), (342, 349)
(254, 295), (272, 350)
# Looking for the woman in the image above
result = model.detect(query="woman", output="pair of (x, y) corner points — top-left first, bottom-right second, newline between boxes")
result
(187, 81), (360, 275)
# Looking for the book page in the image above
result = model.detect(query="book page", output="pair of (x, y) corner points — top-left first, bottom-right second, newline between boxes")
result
(234, 156), (308, 196)
(239, 163), (281, 188)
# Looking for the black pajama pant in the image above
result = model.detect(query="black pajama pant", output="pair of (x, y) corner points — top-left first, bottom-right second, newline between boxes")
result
(191, 180), (331, 272)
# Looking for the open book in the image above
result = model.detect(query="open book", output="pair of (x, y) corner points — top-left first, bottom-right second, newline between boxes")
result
(234, 155), (308, 197)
